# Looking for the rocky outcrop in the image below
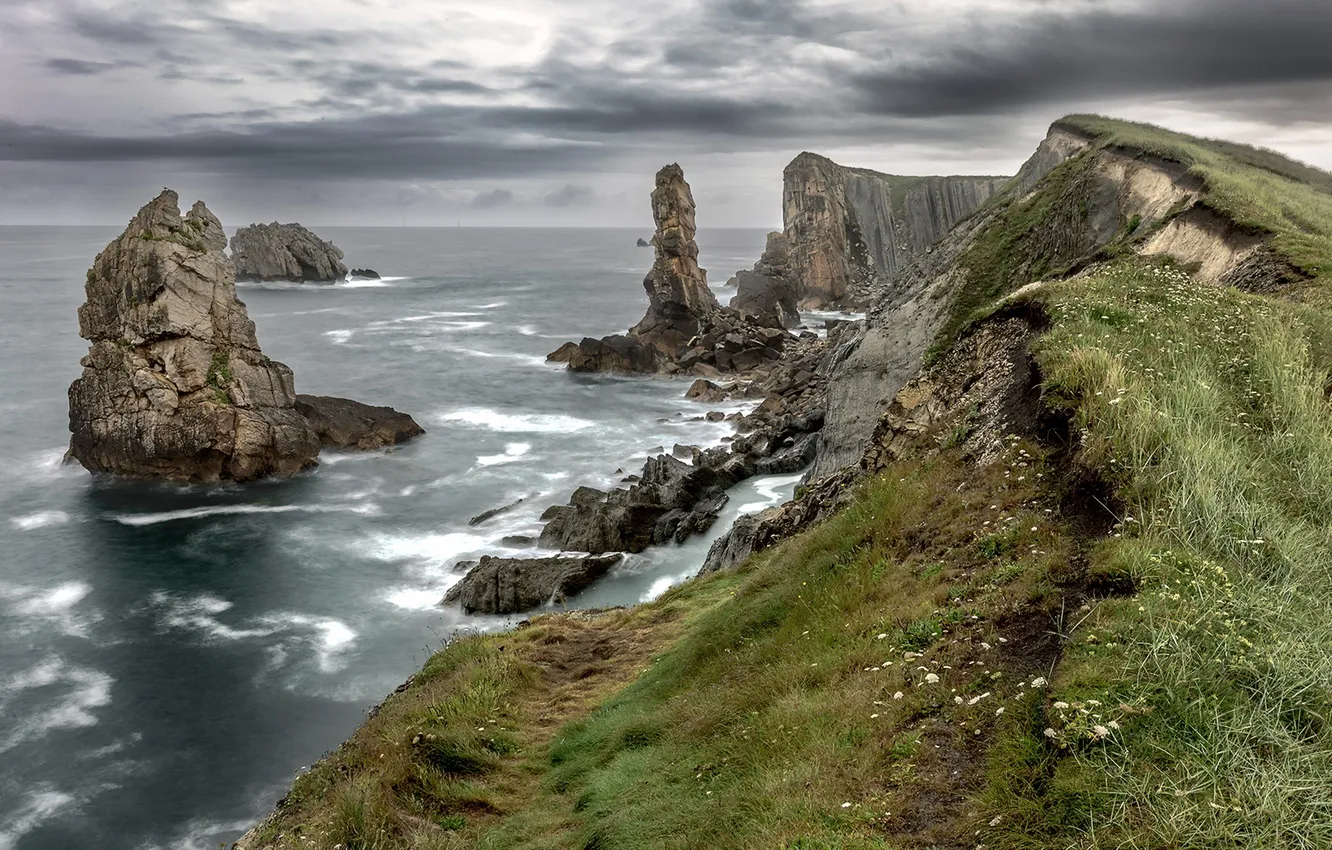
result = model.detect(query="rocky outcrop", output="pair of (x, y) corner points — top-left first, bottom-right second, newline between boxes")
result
(68, 190), (322, 482)
(443, 554), (623, 615)
(230, 222), (348, 283)
(294, 395), (424, 450)
(729, 232), (801, 328)
(549, 164), (793, 378)
(636, 238), (651, 248)
(348, 268), (380, 279)
(781, 154), (1007, 310)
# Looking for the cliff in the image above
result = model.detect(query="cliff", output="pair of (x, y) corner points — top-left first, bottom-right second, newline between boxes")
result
(230, 222), (348, 283)
(781, 153), (1007, 309)
(235, 116), (1332, 849)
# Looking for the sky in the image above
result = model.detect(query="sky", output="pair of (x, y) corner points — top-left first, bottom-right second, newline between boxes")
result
(1, 0), (1330, 227)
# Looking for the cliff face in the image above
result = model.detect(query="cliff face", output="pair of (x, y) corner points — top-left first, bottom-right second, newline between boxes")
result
(782, 153), (1007, 309)
(68, 190), (322, 481)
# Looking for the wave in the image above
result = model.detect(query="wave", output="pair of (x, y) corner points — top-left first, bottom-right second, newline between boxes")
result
(0, 657), (114, 755)
(436, 407), (594, 433)
(338, 279), (389, 288)
(324, 329), (354, 345)
(471, 300), (508, 309)
(10, 510), (71, 530)
(368, 312), (483, 326)
(360, 530), (487, 565)
(476, 442), (532, 467)
(149, 592), (358, 673)
(1, 447), (80, 484)
(111, 502), (380, 527)
(0, 787), (79, 849)
(0, 580), (99, 639)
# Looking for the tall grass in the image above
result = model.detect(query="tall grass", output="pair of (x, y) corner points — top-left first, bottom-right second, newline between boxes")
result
(1007, 259), (1332, 847)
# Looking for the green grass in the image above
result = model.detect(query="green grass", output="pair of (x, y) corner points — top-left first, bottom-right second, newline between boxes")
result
(979, 257), (1332, 847)
(1059, 114), (1332, 280)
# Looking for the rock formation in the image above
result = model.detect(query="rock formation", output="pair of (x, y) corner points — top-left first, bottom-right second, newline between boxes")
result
(68, 190), (322, 481)
(294, 395), (424, 450)
(636, 238), (651, 248)
(230, 222), (348, 283)
(781, 154), (1007, 310)
(348, 268), (380, 279)
(728, 232), (801, 328)
(550, 164), (798, 377)
(443, 554), (623, 615)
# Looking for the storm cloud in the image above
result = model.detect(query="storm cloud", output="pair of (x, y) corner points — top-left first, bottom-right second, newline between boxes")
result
(0, 0), (1328, 225)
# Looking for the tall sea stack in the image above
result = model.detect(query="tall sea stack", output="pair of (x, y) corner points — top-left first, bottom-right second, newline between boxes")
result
(68, 189), (322, 482)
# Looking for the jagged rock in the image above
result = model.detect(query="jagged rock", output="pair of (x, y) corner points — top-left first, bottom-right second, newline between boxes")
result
(636, 238), (651, 247)
(469, 497), (528, 527)
(230, 222), (348, 283)
(729, 232), (801, 328)
(348, 268), (380, 279)
(295, 395), (424, 451)
(67, 190), (322, 482)
(685, 379), (725, 402)
(443, 554), (623, 615)
(782, 153), (1007, 310)
(549, 164), (720, 372)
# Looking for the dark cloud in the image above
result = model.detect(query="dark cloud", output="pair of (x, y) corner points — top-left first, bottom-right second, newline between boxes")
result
(42, 58), (125, 76)
(470, 189), (514, 209)
(544, 184), (595, 207)
(851, 0), (1332, 120)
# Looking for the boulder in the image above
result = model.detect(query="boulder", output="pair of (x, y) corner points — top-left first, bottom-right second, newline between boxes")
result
(547, 335), (658, 373)
(348, 268), (381, 279)
(230, 222), (348, 283)
(295, 395), (424, 450)
(443, 554), (623, 614)
(67, 189), (322, 482)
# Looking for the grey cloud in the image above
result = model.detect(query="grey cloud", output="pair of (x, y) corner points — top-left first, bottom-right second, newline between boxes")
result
(544, 184), (595, 207)
(470, 189), (514, 209)
(43, 58), (125, 76)
(851, 0), (1332, 119)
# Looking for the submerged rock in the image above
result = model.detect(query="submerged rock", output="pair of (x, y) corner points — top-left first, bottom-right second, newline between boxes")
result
(68, 189), (321, 482)
(443, 554), (623, 614)
(294, 395), (424, 451)
(230, 222), (348, 283)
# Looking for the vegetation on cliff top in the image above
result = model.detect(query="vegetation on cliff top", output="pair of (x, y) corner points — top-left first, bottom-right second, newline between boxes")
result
(240, 116), (1332, 849)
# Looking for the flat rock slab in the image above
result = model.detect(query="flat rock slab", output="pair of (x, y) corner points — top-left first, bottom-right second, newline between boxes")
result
(295, 395), (424, 450)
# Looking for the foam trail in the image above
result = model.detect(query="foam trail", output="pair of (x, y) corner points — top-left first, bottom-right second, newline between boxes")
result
(476, 443), (532, 467)
(436, 408), (594, 433)
(10, 510), (70, 530)
(0, 788), (78, 850)
(0, 658), (114, 754)
(324, 329), (354, 344)
(112, 502), (379, 527)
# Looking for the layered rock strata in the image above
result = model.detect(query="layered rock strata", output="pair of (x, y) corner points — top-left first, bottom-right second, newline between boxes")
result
(231, 222), (348, 283)
(781, 154), (1007, 310)
(68, 190), (322, 481)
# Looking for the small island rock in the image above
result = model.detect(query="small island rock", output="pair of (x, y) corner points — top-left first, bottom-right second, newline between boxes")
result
(230, 222), (348, 283)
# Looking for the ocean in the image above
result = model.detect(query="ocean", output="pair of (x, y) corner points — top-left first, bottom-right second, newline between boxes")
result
(0, 226), (798, 849)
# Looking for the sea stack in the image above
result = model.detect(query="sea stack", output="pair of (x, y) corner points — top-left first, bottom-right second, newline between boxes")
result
(728, 232), (801, 328)
(230, 222), (348, 283)
(549, 164), (728, 373)
(68, 190), (322, 482)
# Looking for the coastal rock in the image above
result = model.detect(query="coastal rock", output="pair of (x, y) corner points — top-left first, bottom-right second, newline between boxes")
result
(294, 395), (424, 451)
(636, 238), (651, 247)
(782, 153), (1007, 309)
(443, 554), (623, 614)
(68, 189), (321, 481)
(348, 268), (380, 279)
(230, 222), (348, 283)
(729, 232), (801, 328)
(549, 164), (722, 373)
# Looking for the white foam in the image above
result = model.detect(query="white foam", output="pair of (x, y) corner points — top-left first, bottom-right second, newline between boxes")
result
(10, 510), (71, 531)
(151, 592), (277, 641)
(324, 329), (354, 344)
(0, 658), (114, 754)
(361, 531), (486, 565)
(276, 614), (357, 673)
(642, 576), (677, 601)
(385, 585), (455, 611)
(2, 447), (79, 483)
(471, 300), (507, 309)
(338, 279), (389, 288)
(436, 407), (594, 434)
(0, 580), (99, 638)
(516, 324), (538, 336)
(0, 788), (78, 850)
(476, 442), (532, 467)
(112, 502), (380, 527)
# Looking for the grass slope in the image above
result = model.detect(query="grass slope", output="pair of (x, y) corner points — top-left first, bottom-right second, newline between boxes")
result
(241, 117), (1332, 849)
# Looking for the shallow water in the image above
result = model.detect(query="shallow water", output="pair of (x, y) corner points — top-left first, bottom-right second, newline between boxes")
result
(0, 226), (798, 849)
